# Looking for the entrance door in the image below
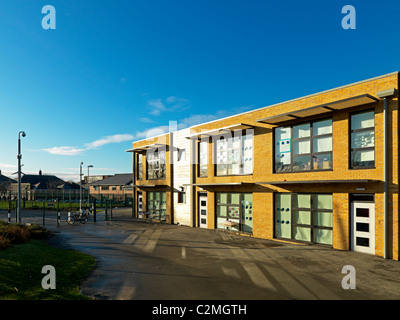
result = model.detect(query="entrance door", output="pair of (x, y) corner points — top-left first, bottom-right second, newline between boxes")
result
(351, 202), (375, 254)
(199, 193), (207, 228)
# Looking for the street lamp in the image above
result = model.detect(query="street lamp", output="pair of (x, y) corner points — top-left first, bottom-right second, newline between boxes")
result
(17, 131), (26, 224)
(79, 162), (83, 213)
(87, 165), (93, 206)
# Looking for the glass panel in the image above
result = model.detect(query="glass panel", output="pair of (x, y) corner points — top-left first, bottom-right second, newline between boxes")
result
(314, 194), (333, 210)
(294, 226), (311, 242)
(356, 222), (369, 232)
(351, 130), (375, 148)
(292, 155), (311, 171)
(356, 208), (369, 218)
(242, 193), (253, 233)
(217, 193), (228, 204)
(295, 210), (311, 225)
(351, 111), (374, 130)
(294, 194), (311, 208)
(314, 229), (332, 245)
(351, 150), (374, 168)
(293, 140), (310, 155)
(217, 205), (227, 217)
(216, 138), (228, 175)
(275, 194), (291, 239)
(293, 123), (311, 139)
(313, 153), (332, 170)
(313, 136), (332, 153)
(228, 206), (240, 218)
(231, 193), (240, 204)
(242, 133), (253, 174)
(314, 212), (333, 227)
(275, 127), (291, 172)
(313, 119), (332, 136)
(356, 237), (369, 247)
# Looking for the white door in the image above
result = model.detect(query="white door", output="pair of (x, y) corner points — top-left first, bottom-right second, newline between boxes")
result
(138, 192), (143, 214)
(351, 202), (375, 254)
(199, 194), (207, 228)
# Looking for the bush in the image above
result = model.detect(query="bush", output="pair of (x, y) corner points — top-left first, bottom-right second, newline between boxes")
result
(0, 223), (50, 250)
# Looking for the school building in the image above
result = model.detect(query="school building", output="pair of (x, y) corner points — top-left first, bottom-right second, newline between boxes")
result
(127, 71), (400, 260)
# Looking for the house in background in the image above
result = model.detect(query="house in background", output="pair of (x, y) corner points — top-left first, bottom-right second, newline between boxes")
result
(89, 173), (133, 202)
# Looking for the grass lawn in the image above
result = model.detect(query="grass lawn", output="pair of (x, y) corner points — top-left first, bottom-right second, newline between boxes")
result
(0, 239), (95, 300)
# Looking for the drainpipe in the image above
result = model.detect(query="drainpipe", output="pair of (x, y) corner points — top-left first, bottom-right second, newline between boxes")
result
(376, 88), (397, 259)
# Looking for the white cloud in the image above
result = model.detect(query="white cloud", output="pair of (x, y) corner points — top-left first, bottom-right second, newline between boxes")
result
(0, 162), (17, 169)
(41, 146), (86, 156)
(146, 96), (190, 116)
(85, 134), (135, 149)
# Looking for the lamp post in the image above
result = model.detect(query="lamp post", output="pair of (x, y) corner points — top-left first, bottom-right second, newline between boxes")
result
(87, 165), (93, 207)
(17, 131), (26, 224)
(79, 162), (83, 213)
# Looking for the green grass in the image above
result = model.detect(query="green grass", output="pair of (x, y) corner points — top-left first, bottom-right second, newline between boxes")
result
(0, 239), (95, 300)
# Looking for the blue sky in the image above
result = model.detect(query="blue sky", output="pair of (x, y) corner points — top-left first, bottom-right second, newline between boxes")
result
(0, 0), (399, 181)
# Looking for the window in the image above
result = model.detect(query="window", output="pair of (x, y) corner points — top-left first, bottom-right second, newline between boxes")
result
(215, 130), (253, 176)
(146, 148), (166, 180)
(137, 154), (143, 180)
(101, 186), (109, 191)
(275, 118), (332, 172)
(147, 191), (166, 221)
(216, 192), (253, 233)
(178, 191), (186, 204)
(350, 110), (374, 168)
(112, 186), (116, 191)
(198, 140), (208, 177)
(274, 193), (333, 245)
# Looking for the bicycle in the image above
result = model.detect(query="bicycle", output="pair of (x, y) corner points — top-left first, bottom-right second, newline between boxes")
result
(66, 210), (89, 225)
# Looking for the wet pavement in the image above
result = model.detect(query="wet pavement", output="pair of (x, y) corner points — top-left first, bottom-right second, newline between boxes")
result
(2, 208), (400, 300)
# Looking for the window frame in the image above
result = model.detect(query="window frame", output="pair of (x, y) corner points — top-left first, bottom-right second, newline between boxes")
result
(136, 153), (143, 180)
(214, 129), (254, 176)
(215, 192), (253, 234)
(146, 147), (166, 180)
(349, 109), (375, 170)
(274, 117), (333, 173)
(274, 192), (333, 246)
(147, 191), (167, 221)
(198, 139), (208, 178)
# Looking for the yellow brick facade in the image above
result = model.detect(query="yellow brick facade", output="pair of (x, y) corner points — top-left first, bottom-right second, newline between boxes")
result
(130, 72), (400, 260)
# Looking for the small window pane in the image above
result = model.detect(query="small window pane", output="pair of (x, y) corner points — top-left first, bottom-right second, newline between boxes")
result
(351, 130), (375, 148)
(314, 229), (332, 245)
(314, 212), (333, 227)
(293, 140), (310, 155)
(294, 194), (311, 208)
(351, 150), (374, 168)
(313, 119), (332, 136)
(217, 206), (227, 217)
(295, 210), (311, 225)
(293, 123), (311, 139)
(293, 155), (311, 171)
(351, 111), (374, 130)
(294, 226), (311, 242)
(313, 136), (332, 153)
(313, 153), (332, 170)
(231, 193), (240, 204)
(217, 193), (228, 204)
(314, 194), (333, 210)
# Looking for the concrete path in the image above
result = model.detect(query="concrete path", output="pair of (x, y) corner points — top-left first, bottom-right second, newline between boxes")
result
(37, 208), (400, 300)
(2, 207), (399, 300)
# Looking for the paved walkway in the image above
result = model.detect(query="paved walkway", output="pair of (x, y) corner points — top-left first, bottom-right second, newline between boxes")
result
(39, 208), (400, 300)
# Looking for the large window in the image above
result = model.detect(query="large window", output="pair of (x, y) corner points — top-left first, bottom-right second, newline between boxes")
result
(146, 148), (166, 180)
(274, 193), (333, 245)
(275, 118), (332, 173)
(198, 140), (208, 177)
(350, 110), (375, 168)
(215, 130), (253, 176)
(147, 191), (166, 221)
(216, 192), (253, 234)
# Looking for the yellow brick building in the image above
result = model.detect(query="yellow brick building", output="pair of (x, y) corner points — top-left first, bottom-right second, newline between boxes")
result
(128, 71), (399, 260)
